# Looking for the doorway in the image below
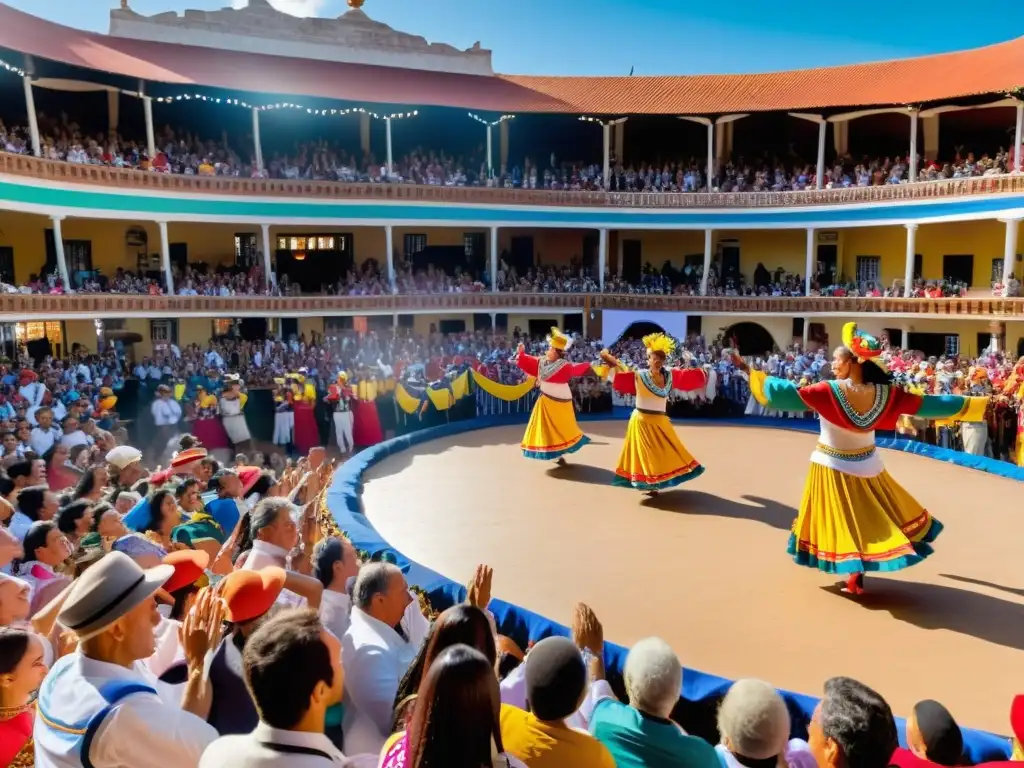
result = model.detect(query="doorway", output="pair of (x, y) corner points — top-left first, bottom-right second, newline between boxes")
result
(816, 244), (838, 283)
(169, 243), (188, 274)
(942, 254), (974, 286)
(719, 243), (740, 286)
(622, 239), (642, 284)
(0, 246), (13, 284)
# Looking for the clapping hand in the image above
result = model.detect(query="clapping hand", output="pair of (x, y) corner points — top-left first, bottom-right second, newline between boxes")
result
(180, 587), (226, 673)
(571, 602), (603, 657)
(466, 564), (493, 610)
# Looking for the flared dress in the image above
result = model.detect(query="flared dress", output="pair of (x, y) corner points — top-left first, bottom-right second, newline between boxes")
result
(750, 370), (987, 574)
(516, 352), (596, 460)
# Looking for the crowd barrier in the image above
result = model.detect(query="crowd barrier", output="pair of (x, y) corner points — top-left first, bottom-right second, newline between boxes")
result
(327, 411), (1020, 761)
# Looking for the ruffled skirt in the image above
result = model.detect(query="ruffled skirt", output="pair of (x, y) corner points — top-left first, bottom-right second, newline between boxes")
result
(521, 395), (589, 460)
(612, 409), (704, 491)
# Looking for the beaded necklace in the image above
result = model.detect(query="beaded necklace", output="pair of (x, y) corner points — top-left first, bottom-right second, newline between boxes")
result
(829, 380), (888, 429)
(639, 368), (672, 398)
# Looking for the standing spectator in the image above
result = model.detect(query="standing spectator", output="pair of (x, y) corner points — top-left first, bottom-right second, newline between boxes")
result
(590, 636), (721, 768)
(29, 407), (62, 456)
(501, 635), (616, 768)
(199, 608), (375, 767)
(808, 677), (898, 768)
(312, 536), (359, 640)
(149, 384), (183, 463)
(341, 562), (418, 756)
(33, 551), (222, 767)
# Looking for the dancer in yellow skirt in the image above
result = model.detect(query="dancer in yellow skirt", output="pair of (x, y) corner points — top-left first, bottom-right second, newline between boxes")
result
(516, 329), (600, 463)
(600, 333), (714, 495)
(734, 322), (988, 595)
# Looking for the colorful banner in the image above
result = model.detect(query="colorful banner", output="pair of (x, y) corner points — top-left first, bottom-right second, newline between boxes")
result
(470, 369), (536, 401)
(396, 371), (471, 416)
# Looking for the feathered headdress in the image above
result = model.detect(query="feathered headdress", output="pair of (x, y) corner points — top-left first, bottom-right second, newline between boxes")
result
(841, 322), (888, 372)
(547, 327), (572, 352)
(642, 332), (676, 357)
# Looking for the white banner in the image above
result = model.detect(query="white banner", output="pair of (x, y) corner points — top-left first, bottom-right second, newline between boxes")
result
(602, 309), (688, 348)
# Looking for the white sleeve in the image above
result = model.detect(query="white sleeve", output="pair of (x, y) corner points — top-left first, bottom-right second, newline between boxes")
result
(499, 661), (528, 710)
(342, 644), (400, 743)
(93, 697), (218, 768)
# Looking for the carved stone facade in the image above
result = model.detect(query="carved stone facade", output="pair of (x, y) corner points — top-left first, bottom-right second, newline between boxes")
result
(109, 0), (494, 76)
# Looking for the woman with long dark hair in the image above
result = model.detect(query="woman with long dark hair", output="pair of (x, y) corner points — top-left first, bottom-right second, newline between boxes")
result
(0, 627), (48, 767)
(380, 645), (526, 768)
(392, 604), (497, 731)
(40, 444), (80, 494)
(735, 322), (989, 595)
(72, 464), (109, 503)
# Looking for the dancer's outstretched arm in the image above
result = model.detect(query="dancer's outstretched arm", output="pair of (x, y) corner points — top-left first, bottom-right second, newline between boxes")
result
(732, 352), (811, 413)
(913, 392), (989, 423)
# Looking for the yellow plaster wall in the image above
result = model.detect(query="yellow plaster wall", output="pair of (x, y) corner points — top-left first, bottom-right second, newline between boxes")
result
(123, 319), (154, 360)
(0, 212), (53, 281)
(178, 317), (215, 349)
(719, 230), (807, 278)
(498, 229), (590, 266)
(64, 320), (98, 355)
(616, 230), (706, 267)
(298, 317), (325, 339)
(701, 314), (797, 350)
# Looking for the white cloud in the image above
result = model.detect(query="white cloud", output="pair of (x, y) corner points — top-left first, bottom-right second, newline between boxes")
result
(230, 0), (328, 17)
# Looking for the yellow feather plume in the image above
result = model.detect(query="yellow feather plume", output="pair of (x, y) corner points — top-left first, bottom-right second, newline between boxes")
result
(642, 332), (676, 356)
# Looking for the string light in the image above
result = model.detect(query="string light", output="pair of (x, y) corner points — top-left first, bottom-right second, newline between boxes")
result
(467, 113), (515, 127)
(151, 94), (419, 120)
(0, 58), (26, 77)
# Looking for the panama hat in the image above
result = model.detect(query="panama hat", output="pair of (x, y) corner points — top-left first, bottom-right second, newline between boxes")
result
(58, 551), (172, 641)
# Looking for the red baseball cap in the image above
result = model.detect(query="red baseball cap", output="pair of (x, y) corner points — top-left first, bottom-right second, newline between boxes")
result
(220, 567), (287, 623)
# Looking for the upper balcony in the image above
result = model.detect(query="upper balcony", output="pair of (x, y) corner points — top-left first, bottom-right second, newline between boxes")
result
(3, 290), (1022, 321)
(5, 153), (1024, 210)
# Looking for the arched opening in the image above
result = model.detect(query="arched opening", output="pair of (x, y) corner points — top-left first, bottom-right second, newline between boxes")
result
(617, 320), (667, 341)
(727, 322), (777, 357)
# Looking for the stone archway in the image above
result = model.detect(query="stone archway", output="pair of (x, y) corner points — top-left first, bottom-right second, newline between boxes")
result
(727, 322), (777, 357)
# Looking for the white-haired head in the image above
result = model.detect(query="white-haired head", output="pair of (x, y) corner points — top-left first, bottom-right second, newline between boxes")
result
(718, 678), (791, 760)
(623, 637), (681, 718)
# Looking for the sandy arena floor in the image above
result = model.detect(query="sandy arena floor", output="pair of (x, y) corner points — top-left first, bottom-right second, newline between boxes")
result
(361, 421), (1023, 733)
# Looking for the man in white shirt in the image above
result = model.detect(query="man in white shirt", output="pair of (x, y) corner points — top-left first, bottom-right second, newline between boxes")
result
(34, 551), (220, 767)
(341, 562), (419, 756)
(29, 406), (62, 455)
(149, 384), (182, 463)
(59, 415), (93, 450)
(8, 485), (57, 542)
(200, 609), (375, 767)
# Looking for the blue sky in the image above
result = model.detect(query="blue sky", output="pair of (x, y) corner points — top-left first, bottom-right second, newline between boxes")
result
(11, 0), (1024, 75)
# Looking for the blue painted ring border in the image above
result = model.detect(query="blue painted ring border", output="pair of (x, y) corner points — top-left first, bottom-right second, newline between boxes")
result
(326, 411), (1018, 760)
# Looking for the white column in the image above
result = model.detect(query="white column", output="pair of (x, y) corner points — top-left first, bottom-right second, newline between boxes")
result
(393, 313), (399, 329)
(50, 216), (71, 290)
(903, 223), (918, 298)
(490, 311), (497, 330)
(805, 228), (815, 295)
(157, 220), (174, 295)
(1002, 218), (1020, 286)
(816, 120), (826, 190)
(499, 120), (509, 169)
(598, 228), (608, 291)
(700, 229), (712, 295)
(260, 223), (273, 289)
(486, 125), (493, 179)
(385, 118), (394, 178)
(143, 96), (156, 159)
(616, 235), (623, 278)
(359, 112), (371, 157)
(706, 123), (714, 191)
(385, 225), (395, 289)
(23, 77), (40, 157)
(908, 110), (919, 183)
(614, 119), (625, 164)
(802, 319), (810, 348)
(602, 123), (611, 188)
(1014, 102), (1023, 174)
(251, 108), (264, 173)
(107, 90), (120, 135)
(489, 226), (498, 291)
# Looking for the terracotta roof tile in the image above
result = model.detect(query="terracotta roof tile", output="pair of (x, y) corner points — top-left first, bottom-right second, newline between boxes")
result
(1, 5), (1021, 115)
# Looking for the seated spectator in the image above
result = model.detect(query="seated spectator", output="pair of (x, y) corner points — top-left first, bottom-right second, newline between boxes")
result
(716, 678), (816, 768)
(56, 499), (94, 550)
(7, 485), (57, 542)
(342, 562), (419, 755)
(0, 626), (49, 767)
(312, 535), (360, 640)
(500, 635), (616, 768)
(890, 700), (964, 768)
(808, 677), (898, 768)
(200, 608), (376, 767)
(34, 551), (221, 766)
(381, 644), (527, 768)
(589, 636), (721, 768)
(18, 520), (72, 615)
(0, 573), (31, 628)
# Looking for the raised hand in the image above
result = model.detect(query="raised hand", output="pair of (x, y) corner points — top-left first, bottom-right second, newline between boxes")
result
(180, 587), (226, 672)
(466, 564), (493, 609)
(571, 602), (604, 656)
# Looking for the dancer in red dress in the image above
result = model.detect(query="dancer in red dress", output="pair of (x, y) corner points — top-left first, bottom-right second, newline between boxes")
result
(291, 369), (321, 454)
(352, 365), (385, 448)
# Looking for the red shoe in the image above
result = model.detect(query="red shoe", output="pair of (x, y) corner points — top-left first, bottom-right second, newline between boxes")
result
(842, 573), (865, 595)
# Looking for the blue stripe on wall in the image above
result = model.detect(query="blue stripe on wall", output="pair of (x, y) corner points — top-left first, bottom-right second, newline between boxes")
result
(2, 180), (1024, 226)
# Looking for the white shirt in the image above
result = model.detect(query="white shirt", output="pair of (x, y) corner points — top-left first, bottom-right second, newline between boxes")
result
(318, 589), (428, 651)
(152, 398), (182, 426)
(60, 429), (93, 450)
(341, 607), (419, 756)
(200, 722), (376, 768)
(500, 654), (611, 730)
(35, 653), (218, 768)
(30, 425), (62, 455)
(8, 509), (33, 542)
(243, 540), (306, 608)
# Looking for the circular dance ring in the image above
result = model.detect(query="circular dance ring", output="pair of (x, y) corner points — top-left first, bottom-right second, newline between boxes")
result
(328, 416), (1023, 755)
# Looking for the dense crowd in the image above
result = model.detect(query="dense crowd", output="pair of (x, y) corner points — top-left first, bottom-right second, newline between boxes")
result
(0, 323), (1021, 767)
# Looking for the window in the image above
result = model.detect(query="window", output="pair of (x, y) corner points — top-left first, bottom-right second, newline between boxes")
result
(404, 233), (427, 257)
(64, 240), (93, 273)
(212, 319), (234, 336)
(277, 235), (344, 252)
(234, 233), (258, 268)
(150, 319), (178, 346)
(855, 256), (881, 288)
(15, 321), (61, 344)
(944, 335), (960, 356)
